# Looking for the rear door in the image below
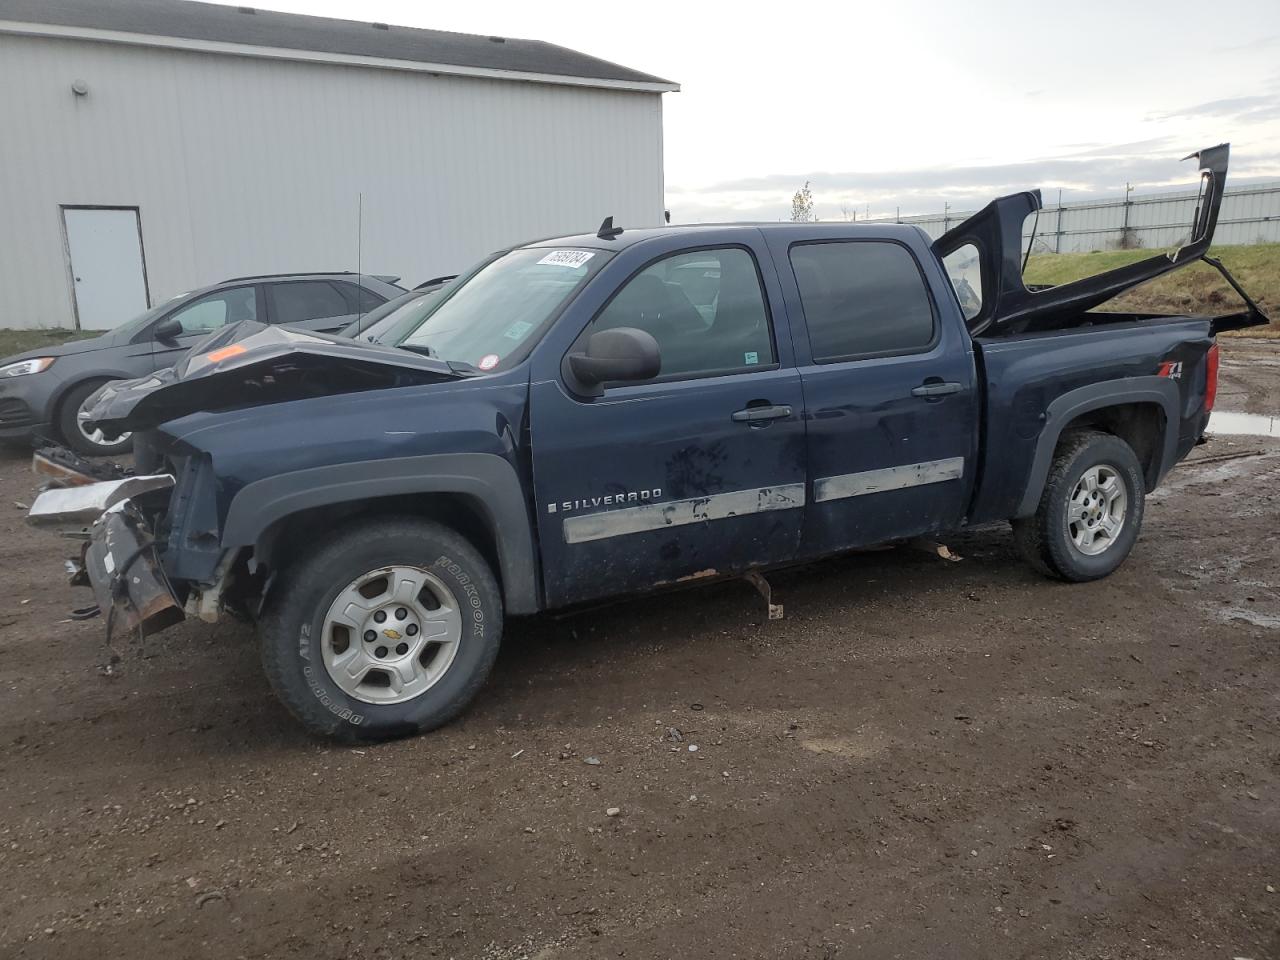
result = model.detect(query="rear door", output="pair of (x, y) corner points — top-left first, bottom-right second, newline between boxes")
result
(265, 280), (360, 332)
(765, 231), (979, 557)
(528, 231), (807, 608)
(331, 279), (388, 319)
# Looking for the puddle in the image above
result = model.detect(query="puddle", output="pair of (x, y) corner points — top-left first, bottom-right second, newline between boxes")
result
(1207, 411), (1280, 438)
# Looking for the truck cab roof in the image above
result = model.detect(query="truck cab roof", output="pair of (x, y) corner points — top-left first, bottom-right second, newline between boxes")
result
(518, 220), (929, 254)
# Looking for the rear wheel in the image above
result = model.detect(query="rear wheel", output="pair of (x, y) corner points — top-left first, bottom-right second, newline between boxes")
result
(58, 379), (132, 456)
(1012, 430), (1145, 582)
(260, 516), (503, 742)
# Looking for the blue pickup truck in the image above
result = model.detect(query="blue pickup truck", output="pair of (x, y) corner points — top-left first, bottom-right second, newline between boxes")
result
(28, 144), (1268, 741)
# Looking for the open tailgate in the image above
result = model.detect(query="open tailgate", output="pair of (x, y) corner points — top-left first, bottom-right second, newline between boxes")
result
(933, 143), (1270, 336)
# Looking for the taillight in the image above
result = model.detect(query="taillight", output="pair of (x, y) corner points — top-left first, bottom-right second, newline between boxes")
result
(1204, 344), (1220, 413)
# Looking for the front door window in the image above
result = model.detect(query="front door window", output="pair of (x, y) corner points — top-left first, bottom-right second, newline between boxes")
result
(591, 247), (776, 379)
(168, 286), (258, 335)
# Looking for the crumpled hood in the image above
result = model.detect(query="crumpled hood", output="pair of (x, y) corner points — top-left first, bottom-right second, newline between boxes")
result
(81, 320), (466, 434)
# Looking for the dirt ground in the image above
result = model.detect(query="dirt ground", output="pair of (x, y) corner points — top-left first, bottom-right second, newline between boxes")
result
(0, 341), (1277, 960)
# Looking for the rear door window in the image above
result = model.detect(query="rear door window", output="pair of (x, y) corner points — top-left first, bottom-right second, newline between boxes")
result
(267, 281), (352, 326)
(789, 241), (935, 361)
(332, 280), (387, 316)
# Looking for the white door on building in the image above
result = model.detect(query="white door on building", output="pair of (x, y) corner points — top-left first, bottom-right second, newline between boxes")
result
(62, 207), (150, 330)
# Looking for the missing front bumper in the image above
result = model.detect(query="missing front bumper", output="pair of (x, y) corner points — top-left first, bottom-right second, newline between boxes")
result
(27, 470), (184, 637)
(27, 472), (176, 531)
(83, 501), (185, 637)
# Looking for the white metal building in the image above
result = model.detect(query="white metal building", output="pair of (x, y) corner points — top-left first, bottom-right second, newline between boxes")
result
(0, 0), (677, 330)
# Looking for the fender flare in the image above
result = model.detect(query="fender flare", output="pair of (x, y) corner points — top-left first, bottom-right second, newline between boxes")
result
(1014, 376), (1181, 518)
(221, 453), (540, 614)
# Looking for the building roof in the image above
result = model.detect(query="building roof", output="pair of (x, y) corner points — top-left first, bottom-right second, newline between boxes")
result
(0, 0), (679, 93)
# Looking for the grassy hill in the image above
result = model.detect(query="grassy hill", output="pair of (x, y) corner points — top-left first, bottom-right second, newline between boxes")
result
(1024, 243), (1279, 337)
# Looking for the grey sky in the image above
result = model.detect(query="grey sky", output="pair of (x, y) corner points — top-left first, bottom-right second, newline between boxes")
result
(205, 0), (1280, 221)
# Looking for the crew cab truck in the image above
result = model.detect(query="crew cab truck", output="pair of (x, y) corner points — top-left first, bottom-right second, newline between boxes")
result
(28, 144), (1268, 741)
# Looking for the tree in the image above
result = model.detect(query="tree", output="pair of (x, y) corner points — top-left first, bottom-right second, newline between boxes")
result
(791, 181), (815, 223)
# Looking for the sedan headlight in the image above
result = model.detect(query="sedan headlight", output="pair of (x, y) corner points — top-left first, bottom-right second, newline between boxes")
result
(0, 357), (55, 378)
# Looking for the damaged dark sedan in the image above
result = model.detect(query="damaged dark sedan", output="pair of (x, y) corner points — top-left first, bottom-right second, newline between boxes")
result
(27, 143), (1269, 742)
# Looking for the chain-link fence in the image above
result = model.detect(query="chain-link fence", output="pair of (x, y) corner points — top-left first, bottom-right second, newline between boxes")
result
(876, 182), (1280, 253)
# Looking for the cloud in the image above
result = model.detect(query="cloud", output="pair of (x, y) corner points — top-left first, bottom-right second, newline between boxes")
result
(1215, 33), (1280, 53)
(666, 148), (1280, 223)
(678, 152), (1192, 196)
(1151, 94), (1280, 124)
(1052, 137), (1180, 159)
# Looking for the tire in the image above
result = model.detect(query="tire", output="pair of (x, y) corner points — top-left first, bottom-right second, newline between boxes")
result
(1012, 430), (1146, 583)
(58, 379), (132, 457)
(260, 516), (503, 742)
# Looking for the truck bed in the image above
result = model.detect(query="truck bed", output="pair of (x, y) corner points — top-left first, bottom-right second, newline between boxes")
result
(968, 314), (1214, 524)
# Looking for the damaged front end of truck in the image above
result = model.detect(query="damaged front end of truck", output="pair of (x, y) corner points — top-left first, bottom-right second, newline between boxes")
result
(28, 465), (185, 635)
(26, 321), (469, 639)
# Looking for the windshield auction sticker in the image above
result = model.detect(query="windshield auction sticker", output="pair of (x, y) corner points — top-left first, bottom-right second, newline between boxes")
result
(537, 250), (595, 268)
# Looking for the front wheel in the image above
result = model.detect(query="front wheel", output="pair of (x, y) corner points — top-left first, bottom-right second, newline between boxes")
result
(1012, 430), (1146, 582)
(59, 379), (132, 457)
(260, 516), (503, 741)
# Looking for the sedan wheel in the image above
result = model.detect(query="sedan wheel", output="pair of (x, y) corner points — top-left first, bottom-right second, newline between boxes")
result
(58, 380), (133, 457)
(76, 405), (132, 453)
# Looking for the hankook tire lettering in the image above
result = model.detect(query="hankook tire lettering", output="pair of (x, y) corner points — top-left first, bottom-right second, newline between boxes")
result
(436, 555), (486, 637)
(302, 664), (364, 725)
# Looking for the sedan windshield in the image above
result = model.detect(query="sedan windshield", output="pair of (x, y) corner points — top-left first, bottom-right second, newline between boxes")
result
(393, 248), (605, 369)
(112, 295), (187, 337)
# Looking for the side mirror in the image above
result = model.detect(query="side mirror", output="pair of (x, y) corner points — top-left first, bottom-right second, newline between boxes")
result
(152, 318), (183, 342)
(568, 327), (661, 389)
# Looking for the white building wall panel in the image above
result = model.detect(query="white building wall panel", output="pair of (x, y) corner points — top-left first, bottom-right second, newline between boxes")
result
(0, 34), (666, 328)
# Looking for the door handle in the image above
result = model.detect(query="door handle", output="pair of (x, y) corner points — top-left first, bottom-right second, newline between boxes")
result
(911, 381), (963, 398)
(731, 404), (792, 423)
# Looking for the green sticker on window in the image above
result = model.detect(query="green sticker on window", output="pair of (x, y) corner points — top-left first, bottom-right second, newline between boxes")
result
(744, 351), (759, 365)
(503, 320), (534, 340)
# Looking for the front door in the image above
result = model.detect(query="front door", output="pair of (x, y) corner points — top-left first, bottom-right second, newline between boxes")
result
(768, 234), (980, 557)
(62, 207), (149, 330)
(529, 236), (806, 608)
(149, 284), (264, 370)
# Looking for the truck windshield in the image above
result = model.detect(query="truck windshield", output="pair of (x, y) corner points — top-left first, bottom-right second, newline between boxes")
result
(393, 247), (606, 369)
